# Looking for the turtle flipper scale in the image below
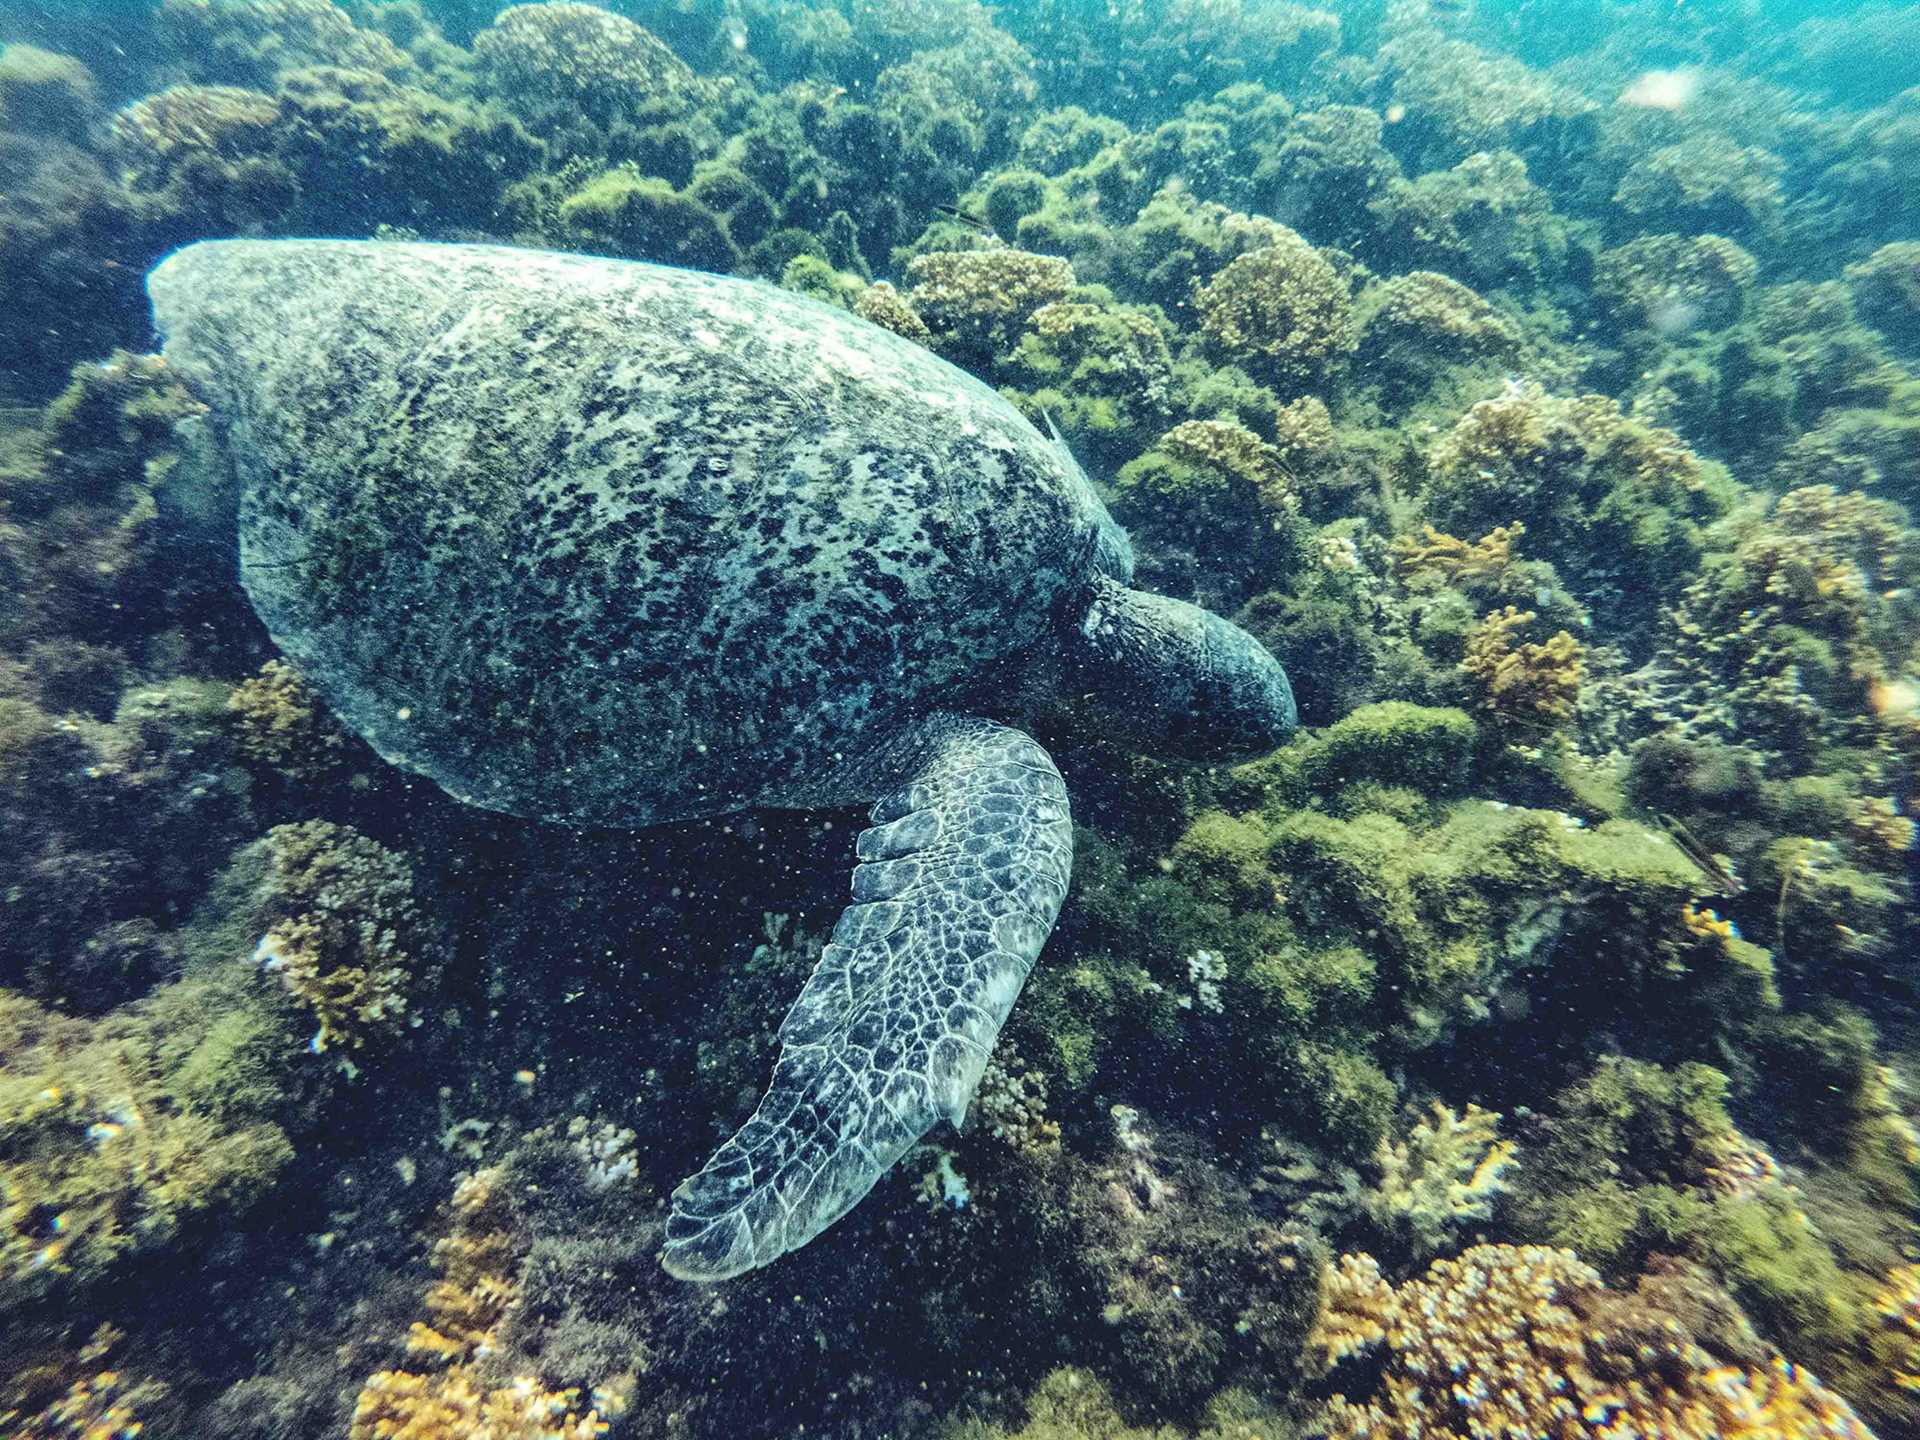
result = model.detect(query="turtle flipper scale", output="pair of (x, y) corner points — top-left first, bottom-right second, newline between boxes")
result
(661, 715), (1073, 1282)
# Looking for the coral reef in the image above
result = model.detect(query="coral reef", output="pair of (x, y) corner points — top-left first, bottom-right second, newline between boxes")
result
(0, 971), (300, 1314)
(1460, 605), (1585, 727)
(1351, 269), (1523, 400)
(0, 45), (99, 143)
(1192, 231), (1352, 393)
(0, 0), (1917, 1433)
(1426, 381), (1735, 641)
(904, 247), (1077, 369)
(1597, 233), (1761, 334)
(1391, 522), (1527, 586)
(1, 1325), (167, 1440)
(1366, 1101), (1514, 1260)
(1874, 1264), (1920, 1392)
(250, 820), (435, 1058)
(350, 1168), (610, 1440)
(158, 0), (409, 88)
(227, 658), (352, 785)
(1312, 1245), (1875, 1439)
(1846, 241), (1920, 356)
(473, 3), (701, 127)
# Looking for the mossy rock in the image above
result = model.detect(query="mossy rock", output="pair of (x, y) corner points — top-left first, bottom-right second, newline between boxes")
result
(1296, 702), (1478, 796)
(557, 169), (739, 271)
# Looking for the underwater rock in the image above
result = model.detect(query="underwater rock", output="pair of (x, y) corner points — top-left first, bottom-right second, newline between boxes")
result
(0, 45), (100, 144)
(157, 0), (410, 88)
(1597, 232), (1760, 334)
(474, 3), (703, 127)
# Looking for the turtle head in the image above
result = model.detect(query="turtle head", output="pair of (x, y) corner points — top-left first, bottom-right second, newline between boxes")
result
(1058, 579), (1297, 762)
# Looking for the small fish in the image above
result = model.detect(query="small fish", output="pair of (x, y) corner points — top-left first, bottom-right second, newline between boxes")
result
(933, 203), (994, 234)
(1653, 812), (1746, 897)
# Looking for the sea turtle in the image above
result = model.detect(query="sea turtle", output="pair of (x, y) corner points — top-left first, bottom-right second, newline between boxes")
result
(145, 239), (1298, 1281)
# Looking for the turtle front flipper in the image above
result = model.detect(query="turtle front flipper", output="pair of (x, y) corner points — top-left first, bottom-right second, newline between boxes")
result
(662, 715), (1073, 1282)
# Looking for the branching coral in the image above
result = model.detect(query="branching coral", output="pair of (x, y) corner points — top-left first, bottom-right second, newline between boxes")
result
(1370, 30), (1596, 168)
(0, 982), (297, 1314)
(0, 1325), (167, 1440)
(350, 1168), (609, 1440)
(1654, 485), (1920, 762)
(904, 247), (1077, 368)
(853, 280), (932, 345)
(1461, 605), (1584, 726)
(1003, 299), (1176, 452)
(227, 658), (352, 785)
(1391, 522), (1526, 585)
(113, 82), (293, 231)
(1426, 381), (1731, 639)
(1367, 1101), (1515, 1259)
(1116, 184), (1295, 312)
(1614, 138), (1786, 241)
(250, 820), (434, 1057)
(1873, 1264), (1920, 1391)
(1192, 232), (1353, 393)
(1270, 394), (1336, 473)
(1351, 270), (1523, 397)
(971, 1039), (1061, 1156)
(1112, 417), (1311, 606)
(1156, 419), (1297, 513)
(1312, 1244), (1877, 1440)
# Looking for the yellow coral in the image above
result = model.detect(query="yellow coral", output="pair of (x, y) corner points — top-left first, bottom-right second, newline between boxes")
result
(1, 1325), (164, 1440)
(1271, 394), (1337, 472)
(0, 989), (295, 1312)
(972, 1040), (1061, 1156)
(1461, 605), (1584, 725)
(1847, 796), (1916, 855)
(1700, 1128), (1791, 1203)
(1193, 233), (1353, 390)
(1682, 900), (1738, 943)
(1427, 382), (1711, 532)
(1157, 419), (1298, 513)
(905, 248), (1077, 355)
(1312, 1244), (1877, 1440)
(113, 82), (280, 169)
(227, 658), (350, 782)
(1313, 1251), (1394, 1366)
(253, 821), (431, 1055)
(352, 1368), (607, 1440)
(1873, 1264), (1920, 1391)
(1391, 522), (1526, 583)
(473, 2), (701, 117)
(350, 1169), (608, 1440)
(853, 281), (931, 346)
